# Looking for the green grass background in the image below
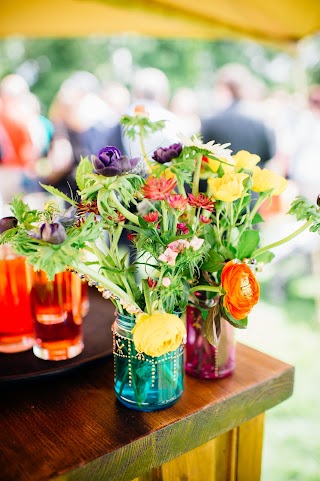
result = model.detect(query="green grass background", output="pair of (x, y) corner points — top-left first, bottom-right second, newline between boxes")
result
(237, 253), (320, 481)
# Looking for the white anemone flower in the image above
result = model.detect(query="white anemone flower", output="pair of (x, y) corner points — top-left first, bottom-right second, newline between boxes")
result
(177, 133), (233, 160)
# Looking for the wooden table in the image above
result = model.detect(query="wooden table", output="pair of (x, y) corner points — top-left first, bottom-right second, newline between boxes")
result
(0, 340), (293, 481)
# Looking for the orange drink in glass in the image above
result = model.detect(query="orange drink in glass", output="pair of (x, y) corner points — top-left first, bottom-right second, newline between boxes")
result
(0, 245), (34, 353)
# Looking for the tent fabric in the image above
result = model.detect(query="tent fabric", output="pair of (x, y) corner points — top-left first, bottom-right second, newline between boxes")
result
(1, 0), (320, 44)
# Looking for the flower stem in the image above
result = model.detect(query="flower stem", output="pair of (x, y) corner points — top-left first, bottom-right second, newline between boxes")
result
(110, 191), (139, 225)
(238, 193), (266, 236)
(192, 153), (203, 197)
(73, 261), (139, 308)
(252, 219), (313, 258)
(161, 200), (168, 232)
(190, 285), (220, 294)
(139, 129), (152, 172)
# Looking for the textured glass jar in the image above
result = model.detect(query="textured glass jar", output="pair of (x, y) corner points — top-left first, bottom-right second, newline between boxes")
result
(113, 312), (184, 411)
(185, 297), (235, 379)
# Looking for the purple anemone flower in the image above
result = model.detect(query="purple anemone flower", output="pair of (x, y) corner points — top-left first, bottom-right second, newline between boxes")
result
(92, 146), (140, 177)
(0, 217), (18, 235)
(40, 222), (66, 245)
(152, 143), (182, 164)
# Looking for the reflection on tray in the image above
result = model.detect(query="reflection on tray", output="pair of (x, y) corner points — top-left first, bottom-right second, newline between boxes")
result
(0, 288), (114, 381)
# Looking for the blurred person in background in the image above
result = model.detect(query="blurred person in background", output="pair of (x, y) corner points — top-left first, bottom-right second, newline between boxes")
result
(169, 87), (200, 137)
(121, 67), (179, 158)
(288, 85), (320, 202)
(0, 74), (39, 203)
(201, 64), (275, 165)
(43, 71), (119, 196)
(101, 81), (131, 119)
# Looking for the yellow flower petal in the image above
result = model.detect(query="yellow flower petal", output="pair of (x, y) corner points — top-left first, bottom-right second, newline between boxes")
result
(233, 150), (260, 171)
(208, 172), (248, 202)
(132, 311), (186, 357)
(252, 167), (287, 195)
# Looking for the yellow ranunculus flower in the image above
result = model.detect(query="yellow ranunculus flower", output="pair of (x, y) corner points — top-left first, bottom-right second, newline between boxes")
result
(205, 156), (235, 174)
(233, 150), (260, 171)
(132, 311), (186, 357)
(252, 166), (287, 195)
(208, 172), (248, 202)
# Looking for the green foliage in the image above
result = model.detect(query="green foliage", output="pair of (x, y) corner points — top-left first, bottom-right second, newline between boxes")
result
(255, 250), (275, 263)
(236, 229), (260, 260)
(121, 114), (165, 141)
(39, 183), (77, 205)
(76, 156), (93, 191)
(288, 195), (320, 232)
(202, 250), (225, 272)
(11, 214), (101, 280)
(10, 196), (40, 225)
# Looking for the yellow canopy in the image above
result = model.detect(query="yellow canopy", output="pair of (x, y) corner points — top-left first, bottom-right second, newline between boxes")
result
(1, 0), (320, 44)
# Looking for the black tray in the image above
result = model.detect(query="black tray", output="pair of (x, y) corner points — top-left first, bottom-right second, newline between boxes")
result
(0, 288), (114, 381)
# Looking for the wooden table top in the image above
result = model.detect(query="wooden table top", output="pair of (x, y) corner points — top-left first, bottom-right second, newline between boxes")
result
(0, 337), (294, 481)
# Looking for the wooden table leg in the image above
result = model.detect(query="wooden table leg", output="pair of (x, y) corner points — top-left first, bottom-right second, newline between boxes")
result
(133, 413), (265, 481)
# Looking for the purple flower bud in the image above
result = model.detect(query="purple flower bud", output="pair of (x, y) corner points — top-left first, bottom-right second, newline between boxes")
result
(58, 206), (78, 227)
(0, 217), (18, 235)
(40, 222), (66, 245)
(152, 143), (182, 164)
(92, 146), (140, 177)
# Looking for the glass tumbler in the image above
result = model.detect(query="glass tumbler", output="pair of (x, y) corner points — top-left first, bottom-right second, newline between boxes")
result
(0, 245), (34, 353)
(30, 270), (84, 361)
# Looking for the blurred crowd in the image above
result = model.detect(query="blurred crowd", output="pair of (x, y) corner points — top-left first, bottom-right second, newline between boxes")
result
(0, 64), (320, 213)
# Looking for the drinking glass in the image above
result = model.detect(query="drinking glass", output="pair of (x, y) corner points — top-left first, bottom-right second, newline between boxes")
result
(30, 270), (84, 361)
(0, 245), (34, 353)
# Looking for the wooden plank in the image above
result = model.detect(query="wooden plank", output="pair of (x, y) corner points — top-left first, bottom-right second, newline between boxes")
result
(133, 430), (237, 481)
(236, 414), (265, 481)
(0, 344), (294, 481)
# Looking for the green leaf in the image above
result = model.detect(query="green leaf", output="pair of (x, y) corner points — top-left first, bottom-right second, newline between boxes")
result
(255, 250), (275, 264)
(39, 184), (76, 205)
(76, 156), (93, 190)
(223, 308), (248, 329)
(203, 224), (216, 245)
(251, 212), (265, 224)
(202, 250), (225, 272)
(236, 230), (260, 260)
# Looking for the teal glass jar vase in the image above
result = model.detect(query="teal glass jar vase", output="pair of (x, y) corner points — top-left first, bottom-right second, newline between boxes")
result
(112, 311), (184, 412)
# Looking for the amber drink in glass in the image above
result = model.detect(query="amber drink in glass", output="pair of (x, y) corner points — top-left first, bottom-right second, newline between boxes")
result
(30, 270), (83, 360)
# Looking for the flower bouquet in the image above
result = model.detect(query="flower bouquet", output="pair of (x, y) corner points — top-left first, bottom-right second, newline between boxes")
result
(1, 107), (320, 408)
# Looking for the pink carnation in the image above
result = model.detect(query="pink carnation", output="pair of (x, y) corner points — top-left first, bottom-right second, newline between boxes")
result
(167, 239), (190, 252)
(162, 277), (171, 287)
(158, 248), (179, 266)
(190, 236), (204, 251)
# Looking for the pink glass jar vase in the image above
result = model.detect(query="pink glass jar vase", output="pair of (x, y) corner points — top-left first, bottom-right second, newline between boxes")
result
(185, 296), (235, 379)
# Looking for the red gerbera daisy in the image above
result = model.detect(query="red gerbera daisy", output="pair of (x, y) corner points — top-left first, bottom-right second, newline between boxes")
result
(187, 193), (215, 212)
(142, 176), (177, 200)
(143, 211), (159, 223)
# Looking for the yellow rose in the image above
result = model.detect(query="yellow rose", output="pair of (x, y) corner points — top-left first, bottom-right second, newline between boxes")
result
(233, 150), (260, 171)
(132, 311), (186, 357)
(252, 166), (287, 195)
(208, 172), (248, 202)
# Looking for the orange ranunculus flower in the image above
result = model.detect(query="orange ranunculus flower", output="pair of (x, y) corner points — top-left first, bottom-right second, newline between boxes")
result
(221, 260), (260, 320)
